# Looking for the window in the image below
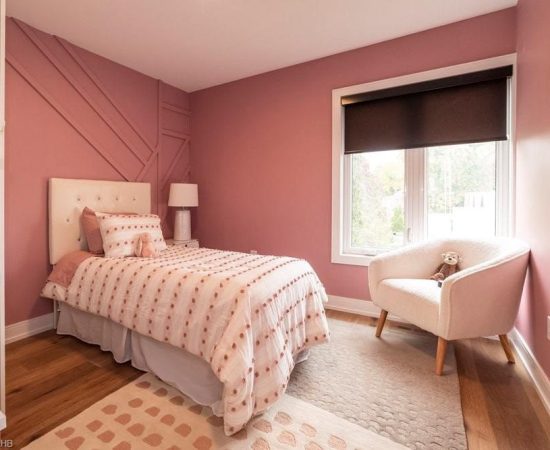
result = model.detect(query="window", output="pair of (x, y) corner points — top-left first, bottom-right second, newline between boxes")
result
(332, 55), (515, 266)
(346, 150), (405, 254)
(343, 141), (508, 257)
(426, 142), (502, 240)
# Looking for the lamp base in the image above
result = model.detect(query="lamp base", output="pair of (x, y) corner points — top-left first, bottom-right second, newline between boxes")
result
(173, 208), (191, 241)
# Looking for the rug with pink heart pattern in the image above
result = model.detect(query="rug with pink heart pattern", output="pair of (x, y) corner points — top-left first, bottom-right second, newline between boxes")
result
(23, 372), (405, 450)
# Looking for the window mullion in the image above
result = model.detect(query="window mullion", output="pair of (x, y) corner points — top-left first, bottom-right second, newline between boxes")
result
(418, 148), (426, 242)
(405, 148), (425, 243)
(495, 140), (510, 236)
(342, 155), (352, 253)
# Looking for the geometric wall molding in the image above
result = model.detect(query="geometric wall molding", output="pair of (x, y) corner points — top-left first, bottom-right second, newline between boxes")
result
(6, 17), (190, 229)
(4, 17), (191, 324)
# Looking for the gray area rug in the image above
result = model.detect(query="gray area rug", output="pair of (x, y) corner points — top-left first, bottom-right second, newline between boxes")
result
(287, 318), (467, 450)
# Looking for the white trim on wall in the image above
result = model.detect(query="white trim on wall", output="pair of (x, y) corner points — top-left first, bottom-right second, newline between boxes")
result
(510, 328), (550, 416)
(5, 313), (54, 344)
(5, 300), (387, 344)
(326, 295), (405, 323)
(331, 53), (518, 267)
(4, 298), (549, 421)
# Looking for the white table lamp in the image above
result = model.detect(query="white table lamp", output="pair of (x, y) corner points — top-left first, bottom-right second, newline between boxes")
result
(168, 183), (198, 242)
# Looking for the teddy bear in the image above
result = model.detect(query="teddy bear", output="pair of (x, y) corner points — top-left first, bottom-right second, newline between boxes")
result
(430, 251), (461, 287)
(135, 232), (157, 258)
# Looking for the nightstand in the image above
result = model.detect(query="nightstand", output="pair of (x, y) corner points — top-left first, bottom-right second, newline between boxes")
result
(166, 239), (199, 249)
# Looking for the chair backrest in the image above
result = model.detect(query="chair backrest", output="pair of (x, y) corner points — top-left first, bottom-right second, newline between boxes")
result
(433, 237), (529, 270)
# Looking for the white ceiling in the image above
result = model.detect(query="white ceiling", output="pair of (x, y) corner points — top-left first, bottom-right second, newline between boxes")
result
(7, 0), (517, 92)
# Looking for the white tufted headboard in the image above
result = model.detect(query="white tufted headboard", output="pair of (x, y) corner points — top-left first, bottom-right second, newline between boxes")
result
(49, 178), (151, 265)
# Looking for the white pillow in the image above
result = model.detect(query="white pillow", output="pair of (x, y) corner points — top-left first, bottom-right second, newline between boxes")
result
(98, 214), (167, 257)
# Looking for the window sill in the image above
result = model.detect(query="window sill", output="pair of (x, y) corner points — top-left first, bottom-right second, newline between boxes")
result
(331, 252), (374, 267)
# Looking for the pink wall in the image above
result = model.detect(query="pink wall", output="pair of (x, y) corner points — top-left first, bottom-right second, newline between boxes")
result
(515, 0), (550, 376)
(7, 7), (548, 380)
(5, 18), (191, 325)
(190, 9), (517, 301)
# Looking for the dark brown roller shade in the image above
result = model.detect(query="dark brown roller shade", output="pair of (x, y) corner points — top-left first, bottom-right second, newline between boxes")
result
(343, 66), (512, 154)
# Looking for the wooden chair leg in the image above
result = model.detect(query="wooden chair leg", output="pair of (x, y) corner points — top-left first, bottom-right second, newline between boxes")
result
(435, 337), (448, 376)
(499, 334), (515, 364)
(375, 310), (388, 338)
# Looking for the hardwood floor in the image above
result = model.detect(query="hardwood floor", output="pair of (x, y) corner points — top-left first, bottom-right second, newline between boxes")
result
(4, 331), (142, 448)
(3, 311), (550, 449)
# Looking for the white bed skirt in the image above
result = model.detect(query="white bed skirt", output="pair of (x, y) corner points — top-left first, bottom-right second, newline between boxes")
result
(57, 303), (310, 417)
(57, 303), (225, 415)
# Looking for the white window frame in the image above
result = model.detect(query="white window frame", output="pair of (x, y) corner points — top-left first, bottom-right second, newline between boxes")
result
(332, 54), (517, 266)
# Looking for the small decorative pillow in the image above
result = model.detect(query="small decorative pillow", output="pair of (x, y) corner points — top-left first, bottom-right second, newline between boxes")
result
(80, 207), (105, 254)
(81, 207), (137, 254)
(98, 214), (167, 257)
(134, 233), (157, 258)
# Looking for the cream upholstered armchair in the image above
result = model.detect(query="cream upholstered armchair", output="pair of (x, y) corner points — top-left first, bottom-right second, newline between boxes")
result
(368, 238), (530, 375)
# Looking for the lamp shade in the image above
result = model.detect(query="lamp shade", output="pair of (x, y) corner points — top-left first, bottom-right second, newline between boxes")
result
(168, 183), (198, 207)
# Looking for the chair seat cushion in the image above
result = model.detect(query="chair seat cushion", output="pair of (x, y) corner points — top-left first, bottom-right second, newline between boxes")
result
(375, 279), (441, 335)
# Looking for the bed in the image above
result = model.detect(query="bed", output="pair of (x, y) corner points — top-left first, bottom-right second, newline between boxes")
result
(40, 178), (330, 435)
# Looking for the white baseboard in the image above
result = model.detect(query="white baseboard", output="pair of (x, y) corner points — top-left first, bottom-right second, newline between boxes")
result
(5, 313), (54, 344)
(326, 295), (405, 323)
(510, 328), (550, 416)
(8, 298), (383, 343)
(7, 298), (390, 343)
(5, 300), (549, 419)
